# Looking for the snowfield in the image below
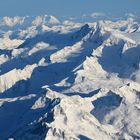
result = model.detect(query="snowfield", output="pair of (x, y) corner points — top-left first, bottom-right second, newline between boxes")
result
(0, 16), (140, 140)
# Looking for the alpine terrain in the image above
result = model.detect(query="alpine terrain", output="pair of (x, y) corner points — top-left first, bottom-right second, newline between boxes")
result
(0, 15), (140, 140)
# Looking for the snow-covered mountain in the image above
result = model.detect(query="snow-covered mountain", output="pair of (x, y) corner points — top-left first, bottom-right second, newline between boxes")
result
(0, 15), (140, 140)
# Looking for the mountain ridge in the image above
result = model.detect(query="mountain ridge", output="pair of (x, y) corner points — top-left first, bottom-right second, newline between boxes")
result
(0, 17), (140, 140)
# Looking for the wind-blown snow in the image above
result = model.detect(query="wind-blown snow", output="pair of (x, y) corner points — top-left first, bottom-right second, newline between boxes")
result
(0, 16), (140, 140)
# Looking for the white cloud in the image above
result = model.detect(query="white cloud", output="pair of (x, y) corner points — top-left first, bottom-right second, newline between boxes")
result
(90, 12), (105, 18)
(63, 20), (75, 26)
(126, 13), (137, 18)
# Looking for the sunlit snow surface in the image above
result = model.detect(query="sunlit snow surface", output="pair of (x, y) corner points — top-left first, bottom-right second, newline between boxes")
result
(0, 16), (140, 140)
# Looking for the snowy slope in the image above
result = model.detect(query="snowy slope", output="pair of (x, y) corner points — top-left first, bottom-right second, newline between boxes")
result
(0, 16), (140, 140)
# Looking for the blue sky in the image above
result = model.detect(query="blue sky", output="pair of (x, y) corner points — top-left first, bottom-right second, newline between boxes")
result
(0, 0), (139, 18)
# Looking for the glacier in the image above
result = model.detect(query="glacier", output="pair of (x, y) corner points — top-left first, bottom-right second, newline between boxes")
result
(0, 15), (140, 140)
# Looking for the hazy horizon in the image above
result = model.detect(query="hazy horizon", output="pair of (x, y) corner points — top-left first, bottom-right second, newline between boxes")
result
(0, 0), (139, 18)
